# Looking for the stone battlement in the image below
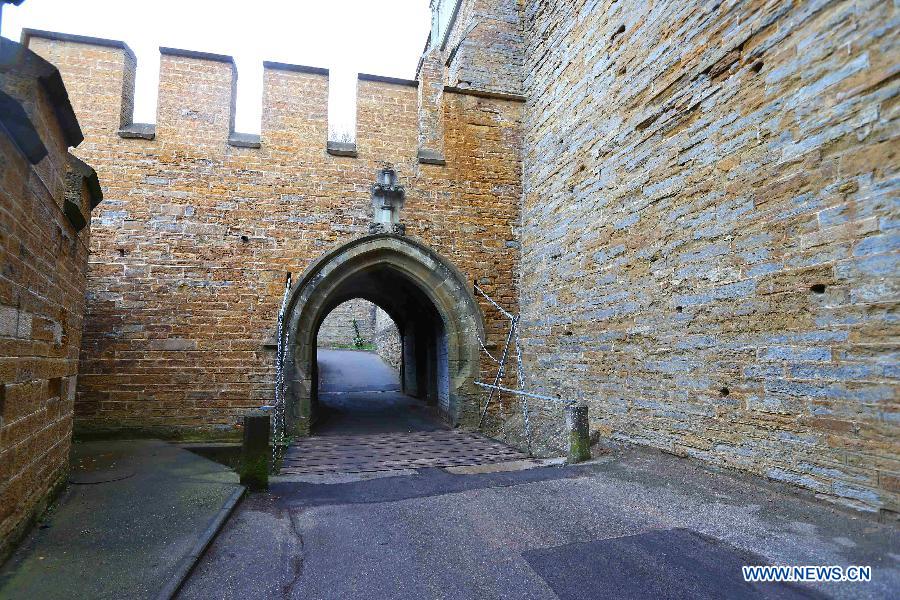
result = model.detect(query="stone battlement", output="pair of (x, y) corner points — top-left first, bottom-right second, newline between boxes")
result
(21, 28), (515, 161)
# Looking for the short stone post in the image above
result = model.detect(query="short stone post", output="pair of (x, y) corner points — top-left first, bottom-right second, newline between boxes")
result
(565, 404), (591, 463)
(240, 412), (270, 491)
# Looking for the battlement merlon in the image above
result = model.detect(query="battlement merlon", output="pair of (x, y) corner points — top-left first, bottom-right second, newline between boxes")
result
(262, 61), (328, 154)
(156, 46), (237, 146)
(22, 28), (138, 138)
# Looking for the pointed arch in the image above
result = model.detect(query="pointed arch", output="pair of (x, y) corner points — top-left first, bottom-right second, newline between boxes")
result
(282, 234), (485, 434)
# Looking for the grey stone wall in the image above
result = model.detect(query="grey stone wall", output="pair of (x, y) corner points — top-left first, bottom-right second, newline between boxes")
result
(515, 0), (899, 515)
(374, 307), (401, 371)
(317, 299), (376, 348)
(441, 0), (524, 95)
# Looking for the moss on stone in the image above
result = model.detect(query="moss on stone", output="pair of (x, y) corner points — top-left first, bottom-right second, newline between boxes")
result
(568, 430), (591, 464)
(240, 454), (269, 491)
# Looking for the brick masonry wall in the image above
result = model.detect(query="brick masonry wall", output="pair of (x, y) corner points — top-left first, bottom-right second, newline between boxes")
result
(0, 40), (98, 559)
(374, 307), (402, 371)
(317, 299), (376, 348)
(516, 0), (899, 513)
(25, 34), (522, 439)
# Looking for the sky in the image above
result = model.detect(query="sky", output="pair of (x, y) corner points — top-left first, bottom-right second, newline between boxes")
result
(1, 0), (432, 136)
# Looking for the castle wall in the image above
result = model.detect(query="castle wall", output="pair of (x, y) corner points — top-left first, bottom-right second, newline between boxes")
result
(0, 38), (101, 561)
(24, 31), (522, 439)
(374, 307), (402, 371)
(441, 0), (524, 96)
(317, 299), (376, 349)
(518, 0), (899, 514)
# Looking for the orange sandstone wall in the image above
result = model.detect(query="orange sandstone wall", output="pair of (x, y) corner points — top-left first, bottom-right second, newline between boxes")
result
(0, 37), (100, 561)
(24, 31), (522, 438)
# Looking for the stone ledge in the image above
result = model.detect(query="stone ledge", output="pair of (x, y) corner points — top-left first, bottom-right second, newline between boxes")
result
(444, 85), (526, 102)
(159, 46), (234, 64)
(326, 141), (358, 157)
(417, 149), (446, 166)
(118, 123), (155, 140)
(68, 154), (103, 209)
(228, 132), (261, 149)
(358, 73), (419, 87)
(263, 61), (328, 76)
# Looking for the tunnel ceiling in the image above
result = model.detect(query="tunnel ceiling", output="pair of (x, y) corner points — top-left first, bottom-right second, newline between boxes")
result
(315, 264), (442, 337)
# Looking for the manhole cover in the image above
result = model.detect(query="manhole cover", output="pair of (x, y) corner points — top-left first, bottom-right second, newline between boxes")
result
(69, 452), (135, 484)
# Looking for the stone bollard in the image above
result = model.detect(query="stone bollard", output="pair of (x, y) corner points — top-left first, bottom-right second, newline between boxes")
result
(565, 404), (591, 463)
(240, 412), (270, 491)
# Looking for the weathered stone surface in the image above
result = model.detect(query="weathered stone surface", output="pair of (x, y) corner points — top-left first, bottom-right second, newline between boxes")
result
(374, 306), (402, 370)
(317, 299), (376, 349)
(0, 38), (99, 562)
(515, 0), (899, 514)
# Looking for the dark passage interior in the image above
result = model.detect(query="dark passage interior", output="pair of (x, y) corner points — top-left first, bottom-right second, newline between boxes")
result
(312, 265), (452, 435)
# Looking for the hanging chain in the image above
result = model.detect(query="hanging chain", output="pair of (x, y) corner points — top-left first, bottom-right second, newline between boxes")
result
(272, 274), (292, 471)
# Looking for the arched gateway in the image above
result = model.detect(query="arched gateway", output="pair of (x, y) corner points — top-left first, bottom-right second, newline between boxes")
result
(282, 234), (485, 435)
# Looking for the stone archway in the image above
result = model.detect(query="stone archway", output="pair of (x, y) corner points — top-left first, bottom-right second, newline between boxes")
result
(282, 234), (485, 436)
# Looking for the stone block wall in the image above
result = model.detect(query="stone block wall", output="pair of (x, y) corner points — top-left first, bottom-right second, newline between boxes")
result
(317, 299), (376, 348)
(374, 307), (402, 371)
(24, 30), (522, 439)
(516, 0), (899, 514)
(439, 0), (524, 96)
(0, 37), (101, 561)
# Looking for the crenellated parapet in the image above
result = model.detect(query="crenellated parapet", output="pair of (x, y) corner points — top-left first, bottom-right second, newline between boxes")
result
(20, 29), (491, 165)
(156, 46), (236, 147)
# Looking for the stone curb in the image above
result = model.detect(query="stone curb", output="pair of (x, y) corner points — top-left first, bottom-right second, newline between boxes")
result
(155, 485), (246, 600)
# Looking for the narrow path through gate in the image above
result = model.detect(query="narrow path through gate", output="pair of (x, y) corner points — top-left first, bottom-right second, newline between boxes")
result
(280, 429), (527, 475)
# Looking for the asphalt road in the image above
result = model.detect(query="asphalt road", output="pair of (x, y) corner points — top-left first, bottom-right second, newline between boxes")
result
(177, 350), (900, 600)
(315, 349), (444, 435)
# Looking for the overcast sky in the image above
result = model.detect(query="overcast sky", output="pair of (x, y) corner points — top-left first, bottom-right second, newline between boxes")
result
(1, 0), (431, 135)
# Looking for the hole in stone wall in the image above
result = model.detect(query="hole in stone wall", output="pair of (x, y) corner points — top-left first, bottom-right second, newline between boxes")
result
(564, 330), (573, 336)
(49, 377), (63, 399)
(751, 61), (764, 73)
(810, 284), (827, 294)
(719, 387), (730, 397)
(618, 65), (626, 75)
(611, 24), (625, 41)
(240, 235), (249, 243)
(117, 248), (126, 257)
(676, 305), (683, 313)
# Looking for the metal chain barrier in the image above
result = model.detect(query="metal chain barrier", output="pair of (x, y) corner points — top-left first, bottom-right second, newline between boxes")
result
(473, 283), (574, 456)
(271, 274), (292, 470)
